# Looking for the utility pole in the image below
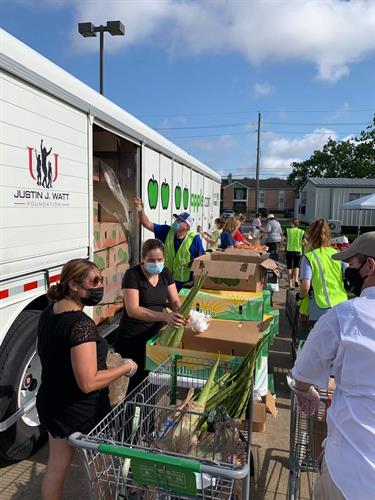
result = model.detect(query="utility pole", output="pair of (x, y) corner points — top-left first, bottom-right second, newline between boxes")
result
(255, 112), (261, 212)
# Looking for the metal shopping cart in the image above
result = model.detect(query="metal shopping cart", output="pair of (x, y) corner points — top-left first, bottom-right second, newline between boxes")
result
(288, 350), (334, 500)
(69, 354), (253, 500)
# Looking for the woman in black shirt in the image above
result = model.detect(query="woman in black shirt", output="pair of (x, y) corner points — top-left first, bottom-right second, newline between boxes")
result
(37, 258), (137, 500)
(115, 239), (186, 392)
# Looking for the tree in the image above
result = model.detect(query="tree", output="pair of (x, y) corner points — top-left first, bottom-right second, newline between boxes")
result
(287, 116), (375, 191)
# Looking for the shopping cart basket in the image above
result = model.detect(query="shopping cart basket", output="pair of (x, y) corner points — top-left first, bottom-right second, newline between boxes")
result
(288, 383), (333, 500)
(69, 354), (253, 500)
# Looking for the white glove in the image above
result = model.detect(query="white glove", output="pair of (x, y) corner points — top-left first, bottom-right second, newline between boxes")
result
(294, 386), (321, 415)
(287, 376), (321, 416)
(122, 358), (138, 378)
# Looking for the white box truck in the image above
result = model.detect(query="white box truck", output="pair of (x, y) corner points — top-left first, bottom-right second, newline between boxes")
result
(0, 29), (221, 461)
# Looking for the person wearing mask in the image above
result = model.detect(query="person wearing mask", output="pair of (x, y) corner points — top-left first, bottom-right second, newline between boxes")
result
(219, 216), (241, 250)
(290, 231), (375, 500)
(201, 217), (224, 250)
(114, 239), (186, 392)
(297, 219), (347, 326)
(261, 214), (283, 261)
(36, 259), (137, 500)
(286, 218), (307, 288)
(134, 197), (204, 291)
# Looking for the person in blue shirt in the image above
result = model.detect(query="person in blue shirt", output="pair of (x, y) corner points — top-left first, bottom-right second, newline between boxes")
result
(219, 216), (240, 250)
(134, 197), (205, 291)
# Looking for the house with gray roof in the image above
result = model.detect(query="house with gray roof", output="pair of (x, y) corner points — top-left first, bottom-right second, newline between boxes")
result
(298, 178), (375, 230)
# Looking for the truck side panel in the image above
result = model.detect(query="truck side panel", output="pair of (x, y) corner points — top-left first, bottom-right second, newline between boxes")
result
(0, 71), (90, 280)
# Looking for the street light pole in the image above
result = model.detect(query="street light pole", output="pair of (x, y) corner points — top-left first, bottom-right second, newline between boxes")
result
(99, 26), (104, 95)
(255, 112), (261, 212)
(78, 21), (125, 96)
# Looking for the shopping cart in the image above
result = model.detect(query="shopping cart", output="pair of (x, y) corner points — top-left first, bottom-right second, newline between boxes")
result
(69, 354), (253, 500)
(288, 369), (334, 499)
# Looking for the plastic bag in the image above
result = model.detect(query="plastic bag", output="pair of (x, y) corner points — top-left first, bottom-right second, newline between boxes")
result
(187, 310), (211, 333)
(106, 352), (129, 407)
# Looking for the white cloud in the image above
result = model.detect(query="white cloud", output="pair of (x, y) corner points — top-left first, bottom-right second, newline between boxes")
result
(261, 128), (338, 176)
(58, 0), (375, 83)
(254, 82), (273, 98)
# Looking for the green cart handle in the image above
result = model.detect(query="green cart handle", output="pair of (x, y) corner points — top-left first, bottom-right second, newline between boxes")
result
(69, 432), (249, 480)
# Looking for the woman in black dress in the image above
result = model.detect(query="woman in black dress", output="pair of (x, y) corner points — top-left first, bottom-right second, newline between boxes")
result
(115, 239), (186, 392)
(36, 258), (137, 500)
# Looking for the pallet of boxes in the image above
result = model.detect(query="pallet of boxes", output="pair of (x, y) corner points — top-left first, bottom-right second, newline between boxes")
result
(92, 200), (129, 325)
(146, 248), (279, 433)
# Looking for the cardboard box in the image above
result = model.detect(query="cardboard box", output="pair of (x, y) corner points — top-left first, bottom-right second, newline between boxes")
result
(108, 242), (129, 268)
(179, 288), (265, 321)
(93, 201), (99, 223)
(98, 204), (118, 223)
(94, 222), (127, 250)
(145, 317), (274, 372)
(102, 266), (124, 304)
(191, 253), (278, 292)
(252, 391), (277, 433)
(94, 249), (108, 270)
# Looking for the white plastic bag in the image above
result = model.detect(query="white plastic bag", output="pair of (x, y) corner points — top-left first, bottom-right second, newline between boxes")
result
(187, 310), (211, 333)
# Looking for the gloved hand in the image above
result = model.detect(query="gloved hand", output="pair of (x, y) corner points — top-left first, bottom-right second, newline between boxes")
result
(122, 358), (138, 378)
(294, 386), (321, 415)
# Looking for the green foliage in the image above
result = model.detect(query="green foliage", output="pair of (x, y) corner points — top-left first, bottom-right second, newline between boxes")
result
(288, 116), (375, 191)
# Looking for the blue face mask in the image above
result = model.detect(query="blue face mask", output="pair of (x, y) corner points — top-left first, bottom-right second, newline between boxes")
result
(145, 262), (164, 275)
(172, 221), (180, 231)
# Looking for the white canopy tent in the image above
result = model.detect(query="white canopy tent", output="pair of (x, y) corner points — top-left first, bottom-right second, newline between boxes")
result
(342, 193), (375, 235)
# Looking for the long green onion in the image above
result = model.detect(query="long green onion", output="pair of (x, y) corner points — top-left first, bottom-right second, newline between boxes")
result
(159, 271), (207, 347)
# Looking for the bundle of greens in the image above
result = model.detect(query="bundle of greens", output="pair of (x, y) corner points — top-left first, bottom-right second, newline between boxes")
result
(196, 331), (273, 420)
(159, 271), (207, 347)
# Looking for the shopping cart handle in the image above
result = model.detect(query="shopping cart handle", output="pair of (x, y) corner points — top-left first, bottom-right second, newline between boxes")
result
(68, 432), (250, 480)
(69, 432), (201, 472)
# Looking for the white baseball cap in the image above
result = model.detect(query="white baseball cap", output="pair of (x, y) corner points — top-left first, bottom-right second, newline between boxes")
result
(267, 214), (275, 219)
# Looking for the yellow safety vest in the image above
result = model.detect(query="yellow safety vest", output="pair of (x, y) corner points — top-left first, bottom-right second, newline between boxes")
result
(164, 229), (197, 282)
(286, 227), (305, 253)
(299, 247), (347, 314)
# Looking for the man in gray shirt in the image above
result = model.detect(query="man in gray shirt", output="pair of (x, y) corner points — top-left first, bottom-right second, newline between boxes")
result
(263, 214), (283, 261)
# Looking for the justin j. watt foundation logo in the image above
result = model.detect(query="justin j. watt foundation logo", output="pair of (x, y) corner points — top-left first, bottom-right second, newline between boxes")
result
(28, 139), (58, 188)
(13, 139), (70, 207)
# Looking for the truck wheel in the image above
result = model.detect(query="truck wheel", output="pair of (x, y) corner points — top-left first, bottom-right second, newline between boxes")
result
(0, 310), (47, 461)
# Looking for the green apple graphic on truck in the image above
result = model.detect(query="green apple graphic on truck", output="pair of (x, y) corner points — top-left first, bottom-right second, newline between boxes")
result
(174, 183), (182, 210)
(161, 179), (170, 210)
(147, 175), (158, 209)
(183, 186), (189, 210)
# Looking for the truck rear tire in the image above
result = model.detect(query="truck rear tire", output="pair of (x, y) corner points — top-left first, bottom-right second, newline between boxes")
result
(0, 310), (47, 461)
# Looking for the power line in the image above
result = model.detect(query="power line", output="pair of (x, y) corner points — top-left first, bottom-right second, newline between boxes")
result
(165, 130), (356, 139)
(138, 108), (374, 119)
(156, 121), (367, 131)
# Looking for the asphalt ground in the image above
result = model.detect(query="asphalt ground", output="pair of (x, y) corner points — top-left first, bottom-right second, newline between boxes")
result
(0, 273), (315, 499)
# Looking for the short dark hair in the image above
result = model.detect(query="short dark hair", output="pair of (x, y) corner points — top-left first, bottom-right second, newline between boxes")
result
(141, 238), (164, 259)
(356, 254), (370, 264)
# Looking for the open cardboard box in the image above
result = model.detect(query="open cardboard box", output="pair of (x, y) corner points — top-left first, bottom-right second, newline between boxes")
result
(252, 391), (277, 432)
(191, 251), (279, 292)
(145, 317), (274, 372)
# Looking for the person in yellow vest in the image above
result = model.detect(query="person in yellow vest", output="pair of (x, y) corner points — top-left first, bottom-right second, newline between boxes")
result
(298, 218), (348, 326)
(286, 218), (307, 289)
(134, 197), (205, 291)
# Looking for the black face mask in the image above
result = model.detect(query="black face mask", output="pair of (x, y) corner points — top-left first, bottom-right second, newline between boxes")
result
(344, 261), (368, 297)
(81, 287), (104, 306)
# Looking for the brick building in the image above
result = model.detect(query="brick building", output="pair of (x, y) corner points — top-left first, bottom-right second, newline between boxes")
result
(221, 178), (296, 216)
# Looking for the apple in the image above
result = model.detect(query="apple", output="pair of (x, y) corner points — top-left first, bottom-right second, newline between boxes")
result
(161, 179), (170, 210)
(183, 186), (189, 210)
(175, 183), (182, 209)
(147, 175), (158, 209)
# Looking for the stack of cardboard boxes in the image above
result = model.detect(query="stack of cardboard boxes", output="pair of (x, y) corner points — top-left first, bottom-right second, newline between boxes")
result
(93, 200), (129, 325)
(146, 248), (280, 431)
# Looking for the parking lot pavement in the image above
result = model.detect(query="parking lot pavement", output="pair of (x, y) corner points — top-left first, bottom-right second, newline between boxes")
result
(0, 279), (314, 499)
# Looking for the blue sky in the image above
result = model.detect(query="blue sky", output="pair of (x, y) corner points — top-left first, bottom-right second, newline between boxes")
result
(2, 0), (374, 179)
